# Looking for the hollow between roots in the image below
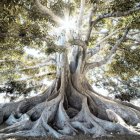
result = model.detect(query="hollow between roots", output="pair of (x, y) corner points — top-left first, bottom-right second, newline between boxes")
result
(0, 79), (140, 139)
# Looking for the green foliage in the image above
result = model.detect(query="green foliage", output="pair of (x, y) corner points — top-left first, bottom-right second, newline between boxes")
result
(96, 0), (139, 14)
(48, 65), (56, 71)
(0, 0), (140, 100)
(45, 46), (65, 55)
(90, 68), (140, 101)
(4, 80), (27, 95)
(126, 13), (140, 29)
(107, 45), (140, 80)
(108, 0), (138, 12)
(45, 48), (57, 55)
(0, 80), (43, 101)
(88, 36), (98, 48)
(114, 13), (140, 29)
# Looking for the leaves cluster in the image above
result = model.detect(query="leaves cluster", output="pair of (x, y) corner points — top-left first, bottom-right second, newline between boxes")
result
(107, 44), (140, 80)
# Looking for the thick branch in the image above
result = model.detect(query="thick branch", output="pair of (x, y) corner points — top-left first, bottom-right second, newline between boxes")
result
(86, 45), (101, 59)
(85, 29), (129, 71)
(0, 59), (55, 74)
(77, 0), (85, 30)
(85, 3), (97, 42)
(35, 0), (63, 24)
(86, 28), (122, 59)
(0, 60), (20, 63)
(92, 5), (140, 26)
(70, 39), (86, 48)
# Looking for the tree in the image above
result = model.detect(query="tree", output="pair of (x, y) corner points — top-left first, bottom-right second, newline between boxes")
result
(0, 0), (140, 138)
(0, 80), (46, 101)
(90, 69), (140, 102)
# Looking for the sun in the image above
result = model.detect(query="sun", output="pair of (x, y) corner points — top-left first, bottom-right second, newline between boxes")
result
(50, 15), (77, 43)
(60, 16), (76, 31)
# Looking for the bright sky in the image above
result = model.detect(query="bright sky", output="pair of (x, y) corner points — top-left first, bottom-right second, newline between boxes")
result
(24, 47), (46, 58)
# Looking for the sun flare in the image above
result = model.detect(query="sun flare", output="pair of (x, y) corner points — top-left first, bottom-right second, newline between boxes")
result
(60, 16), (76, 31)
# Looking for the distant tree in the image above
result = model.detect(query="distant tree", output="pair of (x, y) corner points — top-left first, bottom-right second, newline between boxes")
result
(90, 69), (140, 101)
(0, 0), (140, 139)
(0, 80), (47, 101)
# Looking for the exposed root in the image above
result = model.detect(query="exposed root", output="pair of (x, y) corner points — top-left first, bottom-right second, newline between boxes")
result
(56, 99), (77, 135)
(106, 109), (127, 126)
(69, 95), (106, 137)
(1, 77), (140, 139)
(5, 113), (29, 125)
(27, 102), (46, 121)
(106, 109), (140, 135)
(0, 120), (34, 133)
(87, 90), (140, 125)
(0, 86), (54, 124)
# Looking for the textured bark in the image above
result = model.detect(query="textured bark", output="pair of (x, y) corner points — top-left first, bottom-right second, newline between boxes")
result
(0, 52), (140, 139)
(1, 72), (140, 139)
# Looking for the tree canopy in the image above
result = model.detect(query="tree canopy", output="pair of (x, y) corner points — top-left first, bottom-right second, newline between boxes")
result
(1, 0), (140, 100)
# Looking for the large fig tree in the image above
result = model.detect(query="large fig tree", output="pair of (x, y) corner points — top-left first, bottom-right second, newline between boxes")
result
(0, 0), (140, 139)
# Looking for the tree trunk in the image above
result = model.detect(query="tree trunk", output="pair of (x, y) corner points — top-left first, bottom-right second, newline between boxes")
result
(0, 51), (140, 139)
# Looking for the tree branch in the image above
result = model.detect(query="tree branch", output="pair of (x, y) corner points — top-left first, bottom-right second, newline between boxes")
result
(0, 32), (65, 50)
(77, 0), (85, 30)
(86, 45), (101, 59)
(92, 4), (140, 26)
(0, 60), (20, 63)
(85, 4), (140, 43)
(35, 0), (63, 25)
(85, 28), (129, 71)
(96, 28), (122, 46)
(86, 28), (122, 59)
(126, 37), (140, 43)
(70, 39), (86, 48)
(85, 3), (97, 42)
(0, 59), (56, 74)
(129, 31), (140, 36)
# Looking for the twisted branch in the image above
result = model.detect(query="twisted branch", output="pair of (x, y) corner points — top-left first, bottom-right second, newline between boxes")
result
(84, 28), (129, 71)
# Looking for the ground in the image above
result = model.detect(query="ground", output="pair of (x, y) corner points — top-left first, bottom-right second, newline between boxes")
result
(3, 135), (140, 140)
(1, 123), (140, 140)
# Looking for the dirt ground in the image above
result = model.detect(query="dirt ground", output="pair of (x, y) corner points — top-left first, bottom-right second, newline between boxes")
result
(1, 134), (140, 140)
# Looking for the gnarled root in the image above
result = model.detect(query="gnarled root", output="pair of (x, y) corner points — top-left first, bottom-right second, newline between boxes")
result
(0, 120), (34, 133)
(87, 90), (140, 126)
(1, 78), (140, 139)
(0, 85), (54, 125)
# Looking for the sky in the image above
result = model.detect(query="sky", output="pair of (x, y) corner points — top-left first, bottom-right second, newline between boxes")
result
(24, 47), (46, 58)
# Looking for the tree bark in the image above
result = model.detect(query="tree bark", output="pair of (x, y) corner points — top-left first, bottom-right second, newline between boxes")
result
(0, 51), (140, 139)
